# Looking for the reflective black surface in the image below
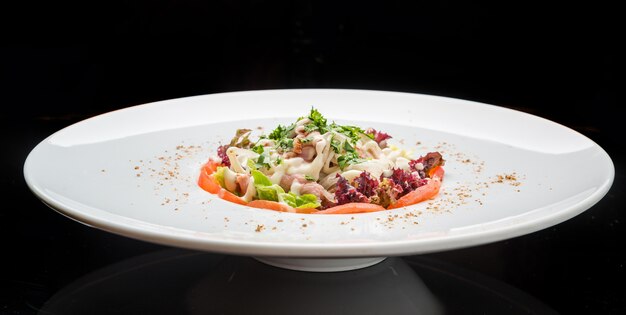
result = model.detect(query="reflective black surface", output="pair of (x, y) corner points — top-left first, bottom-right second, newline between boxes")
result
(38, 249), (556, 315)
(1, 1), (622, 314)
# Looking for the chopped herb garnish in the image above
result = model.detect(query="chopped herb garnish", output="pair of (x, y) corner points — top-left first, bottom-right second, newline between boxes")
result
(304, 123), (319, 133)
(255, 154), (271, 170)
(268, 125), (286, 140)
(330, 124), (367, 145)
(337, 151), (362, 170)
(252, 144), (264, 154)
(330, 137), (341, 154)
(307, 108), (328, 134)
(266, 121), (298, 154)
(305, 175), (315, 181)
(276, 138), (294, 152)
(344, 140), (355, 152)
(268, 123), (295, 140)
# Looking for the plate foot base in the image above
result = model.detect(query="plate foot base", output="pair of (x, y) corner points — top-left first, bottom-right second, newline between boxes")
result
(253, 256), (387, 272)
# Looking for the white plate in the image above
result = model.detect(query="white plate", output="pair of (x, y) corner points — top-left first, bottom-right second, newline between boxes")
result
(24, 89), (614, 272)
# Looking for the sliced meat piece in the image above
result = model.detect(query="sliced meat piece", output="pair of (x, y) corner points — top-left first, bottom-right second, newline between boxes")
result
(301, 182), (336, 205)
(279, 174), (307, 191)
(235, 174), (251, 194)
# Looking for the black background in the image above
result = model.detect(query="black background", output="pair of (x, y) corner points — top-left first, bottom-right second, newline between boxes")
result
(1, 1), (622, 314)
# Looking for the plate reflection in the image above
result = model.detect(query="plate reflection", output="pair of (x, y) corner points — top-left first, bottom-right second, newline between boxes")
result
(39, 249), (555, 315)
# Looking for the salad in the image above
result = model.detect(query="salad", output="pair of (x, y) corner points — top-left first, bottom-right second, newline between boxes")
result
(198, 108), (445, 214)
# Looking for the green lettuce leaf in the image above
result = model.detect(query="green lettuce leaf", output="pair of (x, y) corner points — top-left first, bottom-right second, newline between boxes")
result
(279, 192), (321, 209)
(251, 169), (272, 186)
(251, 169), (284, 201)
(256, 185), (285, 202)
(214, 167), (227, 188)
